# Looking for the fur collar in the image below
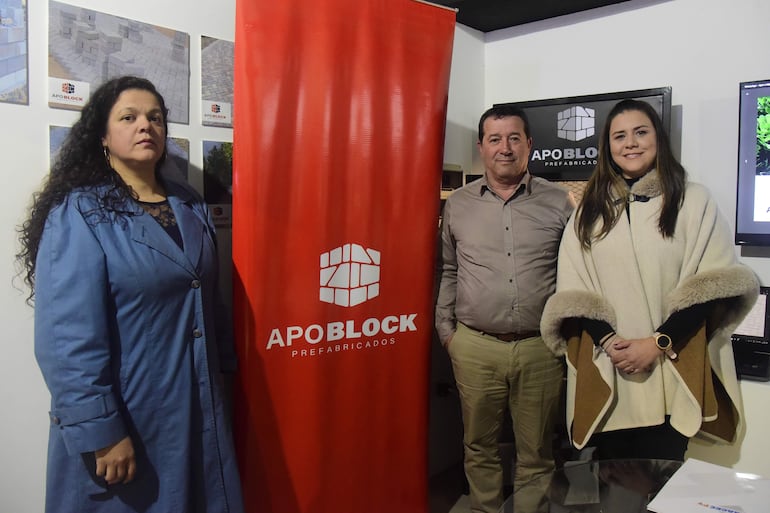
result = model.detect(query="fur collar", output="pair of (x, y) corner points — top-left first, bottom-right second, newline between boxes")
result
(627, 169), (662, 199)
(608, 169), (662, 203)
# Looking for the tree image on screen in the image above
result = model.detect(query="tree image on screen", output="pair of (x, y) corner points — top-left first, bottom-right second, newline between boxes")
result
(756, 96), (770, 175)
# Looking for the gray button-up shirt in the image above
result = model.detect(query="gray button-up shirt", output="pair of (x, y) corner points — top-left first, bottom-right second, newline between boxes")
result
(435, 172), (574, 343)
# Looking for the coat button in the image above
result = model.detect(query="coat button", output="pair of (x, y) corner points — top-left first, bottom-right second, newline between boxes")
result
(50, 415), (60, 425)
(191, 280), (201, 289)
(192, 329), (203, 338)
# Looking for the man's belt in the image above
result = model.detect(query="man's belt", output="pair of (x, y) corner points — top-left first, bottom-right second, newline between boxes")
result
(466, 325), (541, 342)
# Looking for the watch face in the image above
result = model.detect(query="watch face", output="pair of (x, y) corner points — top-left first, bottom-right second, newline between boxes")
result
(656, 334), (672, 350)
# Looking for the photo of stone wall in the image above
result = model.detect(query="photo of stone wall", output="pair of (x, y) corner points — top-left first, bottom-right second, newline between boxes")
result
(0, 0), (27, 105)
(48, 1), (190, 123)
(201, 35), (233, 127)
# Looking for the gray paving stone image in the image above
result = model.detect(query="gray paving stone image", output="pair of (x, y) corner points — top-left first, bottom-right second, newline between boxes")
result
(201, 36), (233, 103)
(0, 0), (28, 104)
(49, 1), (190, 123)
(201, 36), (233, 127)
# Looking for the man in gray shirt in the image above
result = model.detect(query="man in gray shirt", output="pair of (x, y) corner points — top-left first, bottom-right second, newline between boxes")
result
(435, 105), (575, 513)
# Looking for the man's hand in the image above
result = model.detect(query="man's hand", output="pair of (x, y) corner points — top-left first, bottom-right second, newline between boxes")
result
(95, 436), (136, 485)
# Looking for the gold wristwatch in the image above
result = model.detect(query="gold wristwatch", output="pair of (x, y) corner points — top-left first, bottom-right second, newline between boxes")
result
(654, 332), (677, 360)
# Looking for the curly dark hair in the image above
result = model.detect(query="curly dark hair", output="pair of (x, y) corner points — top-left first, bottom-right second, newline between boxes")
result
(17, 76), (169, 301)
(576, 99), (685, 249)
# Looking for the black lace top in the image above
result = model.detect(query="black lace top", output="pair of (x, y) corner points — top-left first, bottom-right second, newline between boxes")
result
(137, 199), (184, 249)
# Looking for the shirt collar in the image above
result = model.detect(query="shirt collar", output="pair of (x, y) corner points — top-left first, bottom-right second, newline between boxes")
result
(479, 171), (532, 198)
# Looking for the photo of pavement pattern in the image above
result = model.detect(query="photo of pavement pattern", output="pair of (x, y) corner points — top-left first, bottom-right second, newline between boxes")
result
(48, 1), (190, 123)
(0, 0), (27, 104)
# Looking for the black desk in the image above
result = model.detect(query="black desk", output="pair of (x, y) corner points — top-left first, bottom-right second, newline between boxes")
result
(501, 459), (682, 513)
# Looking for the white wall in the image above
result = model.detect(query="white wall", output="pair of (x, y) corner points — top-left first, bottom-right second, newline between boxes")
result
(0, 1), (234, 512)
(481, 0), (770, 475)
(442, 24), (485, 175)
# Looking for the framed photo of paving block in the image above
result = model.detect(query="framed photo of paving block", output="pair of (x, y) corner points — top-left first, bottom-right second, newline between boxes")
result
(0, 0), (28, 105)
(48, 1), (190, 123)
(201, 35), (233, 128)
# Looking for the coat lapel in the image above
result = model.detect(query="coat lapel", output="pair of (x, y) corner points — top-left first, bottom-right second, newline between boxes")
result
(130, 209), (197, 276)
(169, 193), (205, 274)
(129, 181), (208, 276)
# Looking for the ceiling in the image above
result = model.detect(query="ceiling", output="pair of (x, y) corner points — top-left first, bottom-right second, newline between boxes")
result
(431, 0), (632, 33)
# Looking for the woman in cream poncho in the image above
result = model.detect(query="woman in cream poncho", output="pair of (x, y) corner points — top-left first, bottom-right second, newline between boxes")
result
(541, 99), (758, 461)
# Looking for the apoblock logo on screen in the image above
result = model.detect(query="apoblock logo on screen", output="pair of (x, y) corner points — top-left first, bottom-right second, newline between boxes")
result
(557, 106), (595, 142)
(319, 243), (380, 307)
(531, 105), (598, 168)
(265, 242), (418, 359)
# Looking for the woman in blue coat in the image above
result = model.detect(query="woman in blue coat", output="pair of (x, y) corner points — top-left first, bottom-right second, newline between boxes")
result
(17, 76), (244, 513)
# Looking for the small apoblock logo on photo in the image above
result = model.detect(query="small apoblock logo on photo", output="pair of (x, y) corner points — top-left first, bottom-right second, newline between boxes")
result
(557, 106), (595, 142)
(320, 243), (380, 307)
(211, 103), (221, 113)
(61, 82), (75, 94)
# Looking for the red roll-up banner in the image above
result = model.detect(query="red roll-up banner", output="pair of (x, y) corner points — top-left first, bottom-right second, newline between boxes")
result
(232, 1), (455, 512)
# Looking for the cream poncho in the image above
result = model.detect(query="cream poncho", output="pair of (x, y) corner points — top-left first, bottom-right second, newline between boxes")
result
(541, 171), (758, 449)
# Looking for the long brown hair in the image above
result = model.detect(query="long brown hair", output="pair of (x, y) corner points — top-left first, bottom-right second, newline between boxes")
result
(576, 99), (685, 249)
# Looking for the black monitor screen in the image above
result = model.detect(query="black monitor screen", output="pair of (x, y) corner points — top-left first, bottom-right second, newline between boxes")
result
(736, 79), (770, 245)
(495, 87), (672, 181)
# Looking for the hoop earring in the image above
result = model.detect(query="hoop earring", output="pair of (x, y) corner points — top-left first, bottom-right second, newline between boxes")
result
(103, 146), (112, 169)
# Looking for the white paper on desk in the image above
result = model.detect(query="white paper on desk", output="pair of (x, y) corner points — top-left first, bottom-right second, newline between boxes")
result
(647, 458), (770, 513)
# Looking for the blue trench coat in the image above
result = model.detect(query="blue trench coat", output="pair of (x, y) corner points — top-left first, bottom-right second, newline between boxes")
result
(34, 179), (244, 513)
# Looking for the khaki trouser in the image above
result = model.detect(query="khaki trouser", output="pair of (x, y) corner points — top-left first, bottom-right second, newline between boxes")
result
(448, 323), (564, 513)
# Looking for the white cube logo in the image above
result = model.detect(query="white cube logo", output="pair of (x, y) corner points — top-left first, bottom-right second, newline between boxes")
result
(320, 243), (381, 307)
(557, 106), (595, 142)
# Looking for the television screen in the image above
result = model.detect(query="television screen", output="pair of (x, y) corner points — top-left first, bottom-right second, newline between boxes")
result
(494, 87), (672, 181)
(736, 79), (770, 246)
